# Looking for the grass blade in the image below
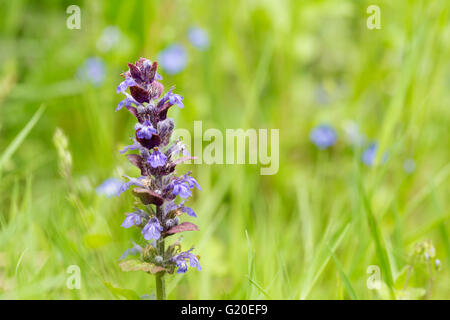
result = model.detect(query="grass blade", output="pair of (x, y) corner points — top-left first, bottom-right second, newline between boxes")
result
(0, 104), (45, 171)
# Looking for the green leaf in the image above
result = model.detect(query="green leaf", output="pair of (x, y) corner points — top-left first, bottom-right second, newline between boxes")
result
(119, 259), (165, 274)
(0, 104), (45, 172)
(328, 246), (358, 300)
(104, 281), (140, 300)
(300, 221), (349, 299)
(359, 181), (395, 297)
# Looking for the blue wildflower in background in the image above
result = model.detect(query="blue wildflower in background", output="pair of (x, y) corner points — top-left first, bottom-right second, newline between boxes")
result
(361, 142), (389, 166)
(187, 26), (210, 50)
(77, 57), (106, 86)
(96, 178), (123, 197)
(403, 158), (416, 173)
(310, 124), (337, 149)
(97, 26), (122, 52)
(158, 44), (188, 75)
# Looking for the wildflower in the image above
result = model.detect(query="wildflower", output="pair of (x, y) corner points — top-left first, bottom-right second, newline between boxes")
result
(77, 57), (106, 86)
(142, 217), (163, 240)
(171, 249), (201, 274)
(116, 58), (201, 300)
(148, 148), (167, 168)
(119, 242), (143, 261)
(120, 140), (141, 154)
(158, 44), (188, 75)
(172, 179), (192, 199)
(116, 93), (139, 112)
(117, 176), (145, 196)
(187, 26), (209, 50)
(160, 88), (184, 108)
(117, 76), (136, 93)
(182, 172), (202, 190)
(403, 158), (415, 173)
(361, 142), (388, 166)
(96, 178), (123, 198)
(135, 120), (157, 139)
(310, 124), (337, 149)
(343, 120), (365, 147)
(121, 211), (144, 228)
(97, 26), (122, 52)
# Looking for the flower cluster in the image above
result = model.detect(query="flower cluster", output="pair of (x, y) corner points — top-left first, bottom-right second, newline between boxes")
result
(116, 58), (201, 276)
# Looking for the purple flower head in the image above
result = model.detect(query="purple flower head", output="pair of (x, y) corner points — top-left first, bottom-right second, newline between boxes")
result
(77, 57), (106, 87)
(121, 211), (143, 228)
(362, 142), (389, 166)
(158, 44), (188, 75)
(161, 88), (184, 109)
(148, 148), (167, 168)
(142, 217), (163, 240)
(310, 124), (337, 149)
(171, 249), (201, 274)
(135, 120), (157, 139)
(117, 176), (145, 196)
(96, 178), (123, 198)
(188, 26), (209, 50)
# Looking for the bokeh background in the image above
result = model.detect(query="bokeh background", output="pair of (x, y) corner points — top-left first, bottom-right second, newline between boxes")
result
(0, 0), (449, 299)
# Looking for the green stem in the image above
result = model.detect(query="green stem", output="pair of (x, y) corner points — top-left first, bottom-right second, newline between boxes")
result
(155, 205), (166, 300)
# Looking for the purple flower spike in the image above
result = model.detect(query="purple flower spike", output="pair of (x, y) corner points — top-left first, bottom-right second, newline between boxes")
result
(136, 120), (157, 139)
(148, 148), (167, 168)
(115, 58), (201, 292)
(142, 217), (163, 240)
(121, 212), (142, 228)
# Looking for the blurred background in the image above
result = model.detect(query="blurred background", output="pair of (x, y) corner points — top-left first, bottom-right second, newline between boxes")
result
(0, 0), (449, 299)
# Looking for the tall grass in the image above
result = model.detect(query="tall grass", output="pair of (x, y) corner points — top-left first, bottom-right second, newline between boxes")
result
(0, 0), (448, 299)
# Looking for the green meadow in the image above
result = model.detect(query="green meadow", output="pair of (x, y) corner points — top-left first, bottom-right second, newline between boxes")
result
(0, 0), (448, 299)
